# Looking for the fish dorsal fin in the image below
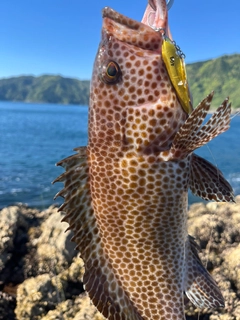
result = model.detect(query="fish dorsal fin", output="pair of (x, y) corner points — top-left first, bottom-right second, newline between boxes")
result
(169, 92), (231, 159)
(190, 153), (235, 202)
(54, 147), (142, 320)
(185, 235), (224, 309)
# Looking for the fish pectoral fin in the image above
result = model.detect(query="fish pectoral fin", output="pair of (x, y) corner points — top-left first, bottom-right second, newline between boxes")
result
(185, 236), (225, 309)
(169, 92), (231, 159)
(189, 153), (235, 202)
(53, 147), (142, 320)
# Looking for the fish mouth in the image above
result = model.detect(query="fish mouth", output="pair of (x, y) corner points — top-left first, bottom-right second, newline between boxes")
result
(102, 6), (163, 51)
(142, 0), (168, 30)
(102, 7), (143, 30)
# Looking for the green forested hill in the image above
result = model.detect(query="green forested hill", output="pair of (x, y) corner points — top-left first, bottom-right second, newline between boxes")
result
(186, 54), (240, 109)
(0, 54), (239, 108)
(0, 75), (90, 105)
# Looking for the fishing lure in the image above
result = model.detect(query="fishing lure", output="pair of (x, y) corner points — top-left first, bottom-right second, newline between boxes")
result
(162, 35), (193, 114)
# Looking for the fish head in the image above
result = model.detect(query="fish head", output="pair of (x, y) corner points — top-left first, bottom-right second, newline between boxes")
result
(89, 2), (188, 154)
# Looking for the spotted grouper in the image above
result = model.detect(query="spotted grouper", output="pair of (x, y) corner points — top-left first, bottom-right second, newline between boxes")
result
(54, 0), (234, 319)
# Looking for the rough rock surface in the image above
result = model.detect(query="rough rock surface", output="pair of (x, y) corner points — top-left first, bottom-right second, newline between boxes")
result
(0, 197), (239, 320)
(185, 198), (240, 320)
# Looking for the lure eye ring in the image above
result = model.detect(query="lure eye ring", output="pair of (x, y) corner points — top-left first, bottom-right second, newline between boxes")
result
(100, 60), (122, 85)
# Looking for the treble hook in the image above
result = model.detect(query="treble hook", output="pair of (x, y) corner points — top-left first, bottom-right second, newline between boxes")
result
(148, 0), (174, 11)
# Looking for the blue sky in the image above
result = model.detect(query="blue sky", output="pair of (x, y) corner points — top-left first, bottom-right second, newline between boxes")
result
(1, 0), (239, 80)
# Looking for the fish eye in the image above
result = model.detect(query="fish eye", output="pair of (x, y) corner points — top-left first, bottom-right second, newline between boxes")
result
(100, 60), (122, 84)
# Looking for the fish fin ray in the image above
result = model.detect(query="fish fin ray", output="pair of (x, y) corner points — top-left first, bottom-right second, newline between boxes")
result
(185, 235), (224, 309)
(55, 146), (87, 169)
(170, 93), (231, 158)
(190, 153), (235, 202)
(54, 147), (142, 320)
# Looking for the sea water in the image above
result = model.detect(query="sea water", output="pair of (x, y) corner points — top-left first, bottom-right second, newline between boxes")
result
(0, 101), (239, 209)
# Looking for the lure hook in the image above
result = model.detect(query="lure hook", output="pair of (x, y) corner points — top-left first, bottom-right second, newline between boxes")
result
(149, 0), (174, 11)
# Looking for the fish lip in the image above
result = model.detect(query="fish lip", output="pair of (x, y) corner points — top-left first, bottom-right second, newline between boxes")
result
(102, 2), (170, 42)
(102, 7), (162, 51)
(102, 7), (143, 30)
(102, 1), (167, 30)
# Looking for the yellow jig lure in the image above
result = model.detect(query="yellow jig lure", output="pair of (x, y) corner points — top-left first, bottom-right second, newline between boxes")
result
(162, 36), (193, 114)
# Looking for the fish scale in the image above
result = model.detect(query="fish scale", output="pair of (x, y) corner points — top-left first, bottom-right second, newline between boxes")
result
(54, 1), (234, 319)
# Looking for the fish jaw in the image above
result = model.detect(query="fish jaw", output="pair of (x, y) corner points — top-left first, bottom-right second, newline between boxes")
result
(102, 7), (162, 51)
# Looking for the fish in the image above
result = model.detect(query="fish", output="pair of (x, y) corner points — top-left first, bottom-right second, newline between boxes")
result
(54, 0), (234, 319)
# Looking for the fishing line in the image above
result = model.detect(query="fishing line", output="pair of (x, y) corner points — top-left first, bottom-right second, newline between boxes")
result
(230, 110), (240, 120)
(200, 109), (237, 318)
(197, 310), (201, 320)
(196, 144), (218, 320)
(205, 144), (218, 268)
(207, 144), (219, 180)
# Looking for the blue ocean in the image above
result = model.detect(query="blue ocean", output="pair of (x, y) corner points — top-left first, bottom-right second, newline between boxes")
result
(1, 101), (240, 209)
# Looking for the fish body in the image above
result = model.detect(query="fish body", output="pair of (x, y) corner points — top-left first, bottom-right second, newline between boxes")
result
(54, 1), (234, 319)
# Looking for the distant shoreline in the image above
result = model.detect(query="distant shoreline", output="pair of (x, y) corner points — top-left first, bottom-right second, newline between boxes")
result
(0, 54), (240, 109)
(1, 100), (239, 115)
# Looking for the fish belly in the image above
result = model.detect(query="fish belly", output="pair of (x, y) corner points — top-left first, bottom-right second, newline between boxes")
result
(89, 150), (190, 320)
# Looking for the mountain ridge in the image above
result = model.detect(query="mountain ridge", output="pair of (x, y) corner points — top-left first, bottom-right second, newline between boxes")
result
(0, 54), (239, 109)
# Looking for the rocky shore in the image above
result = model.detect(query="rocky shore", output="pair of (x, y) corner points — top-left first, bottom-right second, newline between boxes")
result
(0, 198), (240, 320)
